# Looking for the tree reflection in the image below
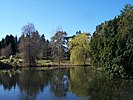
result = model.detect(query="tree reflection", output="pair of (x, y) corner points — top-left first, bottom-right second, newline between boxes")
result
(70, 66), (133, 100)
(50, 68), (70, 97)
(87, 75), (133, 100)
(0, 67), (133, 100)
(17, 69), (50, 100)
(70, 66), (90, 96)
(0, 69), (50, 100)
(0, 70), (17, 90)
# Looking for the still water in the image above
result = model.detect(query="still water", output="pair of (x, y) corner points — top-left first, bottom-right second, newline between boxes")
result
(0, 67), (133, 100)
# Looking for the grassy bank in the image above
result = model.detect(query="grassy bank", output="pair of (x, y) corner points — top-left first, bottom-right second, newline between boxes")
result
(0, 57), (90, 70)
(37, 60), (74, 66)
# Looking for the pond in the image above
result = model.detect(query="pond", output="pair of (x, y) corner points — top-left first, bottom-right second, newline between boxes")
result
(0, 66), (133, 100)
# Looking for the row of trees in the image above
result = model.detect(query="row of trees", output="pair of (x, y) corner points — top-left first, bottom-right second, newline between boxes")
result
(0, 24), (51, 66)
(0, 23), (71, 66)
(0, 35), (17, 57)
(0, 4), (132, 78)
(20, 28), (90, 66)
(19, 24), (72, 66)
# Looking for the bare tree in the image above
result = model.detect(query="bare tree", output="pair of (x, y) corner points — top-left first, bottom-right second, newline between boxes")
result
(19, 23), (41, 67)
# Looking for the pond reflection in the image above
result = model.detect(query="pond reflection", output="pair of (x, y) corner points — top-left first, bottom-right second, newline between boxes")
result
(50, 69), (70, 98)
(0, 67), (133, 100)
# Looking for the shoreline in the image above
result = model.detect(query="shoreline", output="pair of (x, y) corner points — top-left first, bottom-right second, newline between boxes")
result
(0, 62), (91, 70)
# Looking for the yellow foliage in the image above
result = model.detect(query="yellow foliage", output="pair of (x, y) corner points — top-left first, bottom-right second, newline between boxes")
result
(69, 33), (90, 65)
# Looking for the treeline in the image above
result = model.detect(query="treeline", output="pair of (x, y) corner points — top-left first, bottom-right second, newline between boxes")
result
(0, 35), (17, 56)
(0, 4), (132, 78)
(0, 32), (50, 59)
(0, 23), (72, 66)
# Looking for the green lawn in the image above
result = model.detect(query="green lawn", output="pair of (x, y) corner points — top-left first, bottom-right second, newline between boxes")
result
(37, 60), (54, 66)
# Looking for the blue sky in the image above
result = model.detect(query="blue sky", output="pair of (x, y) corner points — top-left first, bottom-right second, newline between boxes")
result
(0, 0), (132, 40)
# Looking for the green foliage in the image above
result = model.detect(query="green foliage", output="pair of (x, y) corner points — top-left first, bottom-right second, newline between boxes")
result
(0, 35), (17, 56)
(69, 33), (90, 65)
(37, 34), (51, 60)
(37, 60), (54, 66)
(90, 4), (133, 78)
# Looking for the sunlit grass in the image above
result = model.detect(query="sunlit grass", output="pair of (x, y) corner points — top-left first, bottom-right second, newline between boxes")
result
(37, 60), (54, 65)
(0, 56), (86, 67)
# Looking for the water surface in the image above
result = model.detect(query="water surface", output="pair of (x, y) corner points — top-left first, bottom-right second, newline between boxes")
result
(0, 67), (133, 100)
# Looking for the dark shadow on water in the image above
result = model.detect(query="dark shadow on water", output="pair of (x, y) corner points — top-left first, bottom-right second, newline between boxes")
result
(0, 62), (13, 70)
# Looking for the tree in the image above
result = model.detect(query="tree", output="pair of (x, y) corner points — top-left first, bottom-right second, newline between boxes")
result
(45, 39), (51, 60)
(69, 33), (90, 65)
(19, 23), (42, 67)
(90, 4), (133, 78)
(37, 34), (51, 60)
(1, 44), (12, 57)
(51, 31), (67, 65)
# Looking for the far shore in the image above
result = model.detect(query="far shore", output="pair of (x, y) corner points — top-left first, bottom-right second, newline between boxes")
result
(0, 60), (91, 70)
